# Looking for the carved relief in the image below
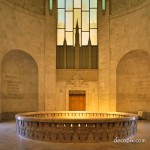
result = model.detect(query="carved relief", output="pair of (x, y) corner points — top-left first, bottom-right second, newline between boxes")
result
(3, 74), (23, 98)
(71, 73), (84, 87)
(16, 112), (138, 143)
(16, 120), (137, 143)
(110, 0), (148, 15)
(6, 0), (45, 15)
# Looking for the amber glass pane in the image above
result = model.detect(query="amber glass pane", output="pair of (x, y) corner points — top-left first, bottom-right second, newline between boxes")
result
(66, 32), (73, 45)
(66, 0), (73, 10)
(82, 32), (89, 45)
(66, 12), (73, 31)
(90, 0), (97, 8)
(74, 0), (81, 8)
(82, 12), (89, 31)
(74, 9), (81, 28)
(82, 0), (89, 10)
(58, 0), (65, 8)
(57, 29), (64, 45)
(58, 9), (65, 28)
(90, 9), (97, 28)
(90, 29), (97, 45)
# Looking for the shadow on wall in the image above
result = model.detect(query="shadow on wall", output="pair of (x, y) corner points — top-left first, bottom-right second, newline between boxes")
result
(116, 50), (150, 117)
(1, 50), (38, 120)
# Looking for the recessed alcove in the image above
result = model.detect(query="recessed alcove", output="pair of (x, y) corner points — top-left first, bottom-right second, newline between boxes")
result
(117, 50), (150, 113)
(1, 50), (38, 120)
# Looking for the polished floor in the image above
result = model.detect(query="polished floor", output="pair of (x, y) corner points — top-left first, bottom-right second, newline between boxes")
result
(0, 120), (150, 150)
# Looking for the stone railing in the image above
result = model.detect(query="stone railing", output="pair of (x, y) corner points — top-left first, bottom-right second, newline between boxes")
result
(16, 111), (138, 143)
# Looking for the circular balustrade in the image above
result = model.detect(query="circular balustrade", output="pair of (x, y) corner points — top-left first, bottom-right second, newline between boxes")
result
(16, 111), (138, 143)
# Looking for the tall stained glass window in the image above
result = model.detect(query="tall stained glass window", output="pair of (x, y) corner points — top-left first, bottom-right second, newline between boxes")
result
(57, 0), (97, 46)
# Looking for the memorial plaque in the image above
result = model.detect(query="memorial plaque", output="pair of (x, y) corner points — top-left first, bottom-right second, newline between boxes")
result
(3, 74), (23, 98)
(130, 75), (150, 102)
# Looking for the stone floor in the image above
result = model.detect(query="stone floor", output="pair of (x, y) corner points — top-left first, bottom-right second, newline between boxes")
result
(0, 120), (150, 150)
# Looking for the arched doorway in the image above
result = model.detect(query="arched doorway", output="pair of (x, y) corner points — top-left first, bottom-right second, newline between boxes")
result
(116, 50), (150, 113)
(1, 50), (38, 120)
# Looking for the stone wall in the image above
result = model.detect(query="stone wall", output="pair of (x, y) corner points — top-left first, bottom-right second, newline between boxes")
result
(117, 50), (150, 112)
(109, 1), (150, 115)
(0, 0), (46, 120)
(5, 0), (45, 15)
(0, 0), (150, 121)
(56, 81), (99, 111)
(56, 69), (98, 111)
(44, 0), (57, 111)
(98, 0), (110, 111)
(110, 0), (148, 15)
(1, 50), (38, 120)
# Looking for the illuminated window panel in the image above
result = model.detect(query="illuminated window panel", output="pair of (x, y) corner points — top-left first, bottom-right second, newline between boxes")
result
(74, 9), (81, 28)
(82, 12), (89, 31)
(66, 12), (73, 31)
(49, 0), (53, 10)
(57, 29), (64, 45)
(90, 0), (97, 8)
(66, 0), (73, 11)
(66, 32), (73, 45)
(82, 32), (89, 45)
(74, 29), (81, 45)
(102, 0), (106, 10)
(90, 29), (97, 45)
(58, 9), (65, 28)
(57, 0), (98, 46)
(90, 9), (97, 28)
(82, 0), (89, 10)
(58, 0), (65, 8)
(74, 0), (81, 8)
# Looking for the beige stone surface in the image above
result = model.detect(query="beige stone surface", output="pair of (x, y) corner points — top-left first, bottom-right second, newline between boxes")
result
(1, 50), (38, 118)
(0, 0), (150, 120)
(44, 0), (57, 111)
(0, 0), (46, 119)
(98, 0), (110, 112)
(109, 1), (150, 112)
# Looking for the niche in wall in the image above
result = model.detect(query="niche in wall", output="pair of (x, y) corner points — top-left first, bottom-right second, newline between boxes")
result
(117, 50), (150, 112)
(1, 50), (38, 120)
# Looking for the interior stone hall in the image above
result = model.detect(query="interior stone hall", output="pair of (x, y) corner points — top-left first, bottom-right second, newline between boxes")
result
(0, 0), (150, 150)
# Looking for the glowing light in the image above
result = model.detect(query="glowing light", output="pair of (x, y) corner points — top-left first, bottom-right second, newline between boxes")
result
(102, 0), (106, 10)
(49, 0), (53, 10)
(57, 0), (98, 46)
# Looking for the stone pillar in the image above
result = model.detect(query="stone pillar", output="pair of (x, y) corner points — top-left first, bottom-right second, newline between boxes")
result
(44, 0), (57, 110)
(98, 0), (110, 111)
